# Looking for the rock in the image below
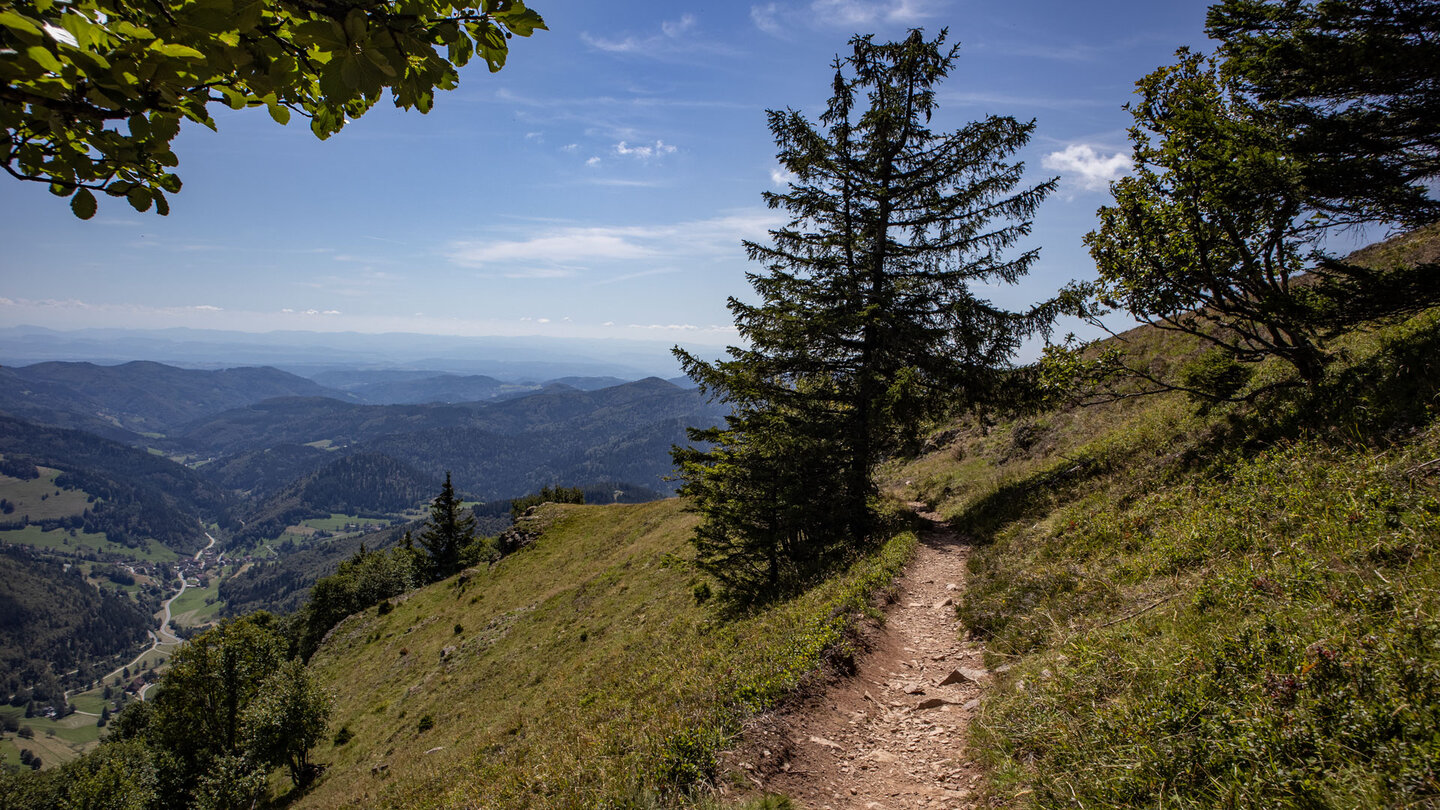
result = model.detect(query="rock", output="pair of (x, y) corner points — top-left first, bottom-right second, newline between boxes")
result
(809, 735), (842, 749)
(424, 746), (445, 755)
(869, 749), (899, 763)
(962, 698), (981, 711)
(933, 596), (954, 609)
(946, 583), (959, 591)
(936, 667), (990, 686)
(440, 645), (457, 658)
(905, 682), (927, 695)
(916, 696), (956, 710)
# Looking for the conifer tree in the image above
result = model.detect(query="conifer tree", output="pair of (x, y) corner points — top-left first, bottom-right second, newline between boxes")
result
(418, 472), (475, 580)
(676, 30), (1055, 600)
(1207, 0), (1440, 229)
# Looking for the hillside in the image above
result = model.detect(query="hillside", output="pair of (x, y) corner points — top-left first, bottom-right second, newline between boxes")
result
(877, 294), (1440, 806)
(0, 546), (154, 707)
(0, 361), (349, 437)
(296, 499), (915, 808)
(180, 378), (727, 498)
(0, 415), (226, 553)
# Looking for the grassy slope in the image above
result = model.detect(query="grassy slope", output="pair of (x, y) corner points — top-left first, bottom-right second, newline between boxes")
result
(886, 299), (1440, 806)
(302, 499), (916, 809)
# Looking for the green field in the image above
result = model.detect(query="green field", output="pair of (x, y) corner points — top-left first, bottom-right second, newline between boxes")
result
(300, 513), (389, 533)
(0, 524), (180, 563)
(0, 705), (104, 769)
(0, 467), (91, 521)
(169, 579), (224, 628)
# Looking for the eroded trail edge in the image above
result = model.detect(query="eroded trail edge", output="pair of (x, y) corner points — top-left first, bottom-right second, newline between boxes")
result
(736, 511), (987, 810)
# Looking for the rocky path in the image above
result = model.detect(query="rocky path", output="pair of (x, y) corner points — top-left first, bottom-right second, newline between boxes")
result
(740, 510), (989, 810)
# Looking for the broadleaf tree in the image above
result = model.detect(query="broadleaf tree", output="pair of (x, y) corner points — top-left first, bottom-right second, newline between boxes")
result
(675, 29), (1055, 602)
(1070, 49), (1331, 394)
(0, 0), (545, 218)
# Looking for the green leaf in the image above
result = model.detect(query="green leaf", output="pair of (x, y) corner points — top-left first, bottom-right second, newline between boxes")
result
(25, 45), (64, 74)
(497, 7), (546, 37)
(126, 185), (152, 212)
(154, 191), (170, 216)
(0, 10), (42, 37)
(344, 8), (367, 44)
(70, 188), (97, 220)
(151, 41), (206, 60)
(267, 99), (291, 125)
(218, 86), (247, 110)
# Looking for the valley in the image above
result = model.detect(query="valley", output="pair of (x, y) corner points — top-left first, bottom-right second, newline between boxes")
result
(0, 358), (724, 771)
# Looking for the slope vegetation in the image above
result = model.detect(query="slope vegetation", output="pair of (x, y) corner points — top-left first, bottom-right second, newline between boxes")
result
(300, 499), (915, 809)
(885, 300), (1440, 806)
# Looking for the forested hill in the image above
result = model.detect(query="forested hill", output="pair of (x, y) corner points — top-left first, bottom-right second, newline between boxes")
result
(223, 453), (438, 548)
(0, 360), (350, 438)
(0, 546), (154, 708)
(0, 415), (225, 552)
(178, 378), (727, 498)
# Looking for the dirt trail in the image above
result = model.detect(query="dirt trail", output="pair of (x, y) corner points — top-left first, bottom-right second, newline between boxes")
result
(738, 510), (988, 810)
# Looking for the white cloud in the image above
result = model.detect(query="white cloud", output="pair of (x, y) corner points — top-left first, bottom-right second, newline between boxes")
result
(584, 14), (697, 54)
(446, 211), (782, 275)
(661, 14), (697, 37)
(192, 305), (223, 312)
(614, 140), (677, 160)
(753, 0), (941, 34)
(770, 167), (797, 187)
(504, 267), (578, 280)
(1042, 144), (1131, 191)
(582, 13), (738, 59)
(586, 156), (601, 166)
(561, 143), (579, 152)
(751, 4), (782, 35)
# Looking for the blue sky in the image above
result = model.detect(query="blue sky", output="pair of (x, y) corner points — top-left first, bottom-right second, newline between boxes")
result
(0, 0), (1292, 357)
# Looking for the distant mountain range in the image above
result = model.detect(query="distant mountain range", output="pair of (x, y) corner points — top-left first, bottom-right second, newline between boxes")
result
(0, 361), (345, 437)
(0, 325), (726, 381)
(0, 359), (725, 515)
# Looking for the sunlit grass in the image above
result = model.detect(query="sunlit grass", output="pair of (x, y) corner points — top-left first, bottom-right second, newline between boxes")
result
(302, 499), (915, 809)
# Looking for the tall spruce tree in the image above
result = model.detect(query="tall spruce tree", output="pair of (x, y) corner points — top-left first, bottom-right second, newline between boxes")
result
(418, 472), (475, 580)
(675, 30), (1055, 601)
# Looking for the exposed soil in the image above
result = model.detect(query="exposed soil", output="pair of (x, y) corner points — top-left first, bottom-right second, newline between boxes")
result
(726, 510), (989, 810)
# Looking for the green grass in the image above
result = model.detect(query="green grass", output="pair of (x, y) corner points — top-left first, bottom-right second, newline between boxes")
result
(886, 308), (1440, 808)
(0, 467), (91, 521)
(169, 579), (224, 628)
(302, 499), (915, 809)
(0, 706), (105, 769)
(0, 524), (180, 563)
(301, 513), (390, 533)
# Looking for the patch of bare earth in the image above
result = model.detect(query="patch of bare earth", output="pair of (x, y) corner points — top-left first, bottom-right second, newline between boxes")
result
(723, 510), (990, 810)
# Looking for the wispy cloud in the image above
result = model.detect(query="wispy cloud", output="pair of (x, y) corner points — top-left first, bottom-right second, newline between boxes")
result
(1042, 144), (1131, 191)
(446, 211), (782, 277)
(770, 166), (798, 187)
(752, 0), (944, 36)
(583, 14), (737, 59)
(614, 140), (678, 160)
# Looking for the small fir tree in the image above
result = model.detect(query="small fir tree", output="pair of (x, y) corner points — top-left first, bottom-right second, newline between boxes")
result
(418, 472), (476, 580)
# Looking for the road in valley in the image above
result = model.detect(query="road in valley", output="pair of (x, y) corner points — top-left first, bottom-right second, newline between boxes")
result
(69, 532), (218, 706)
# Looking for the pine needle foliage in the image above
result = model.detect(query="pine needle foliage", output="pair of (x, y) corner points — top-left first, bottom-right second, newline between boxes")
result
(417, 472), (475, 581)
(674, 30), (1055, 603)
